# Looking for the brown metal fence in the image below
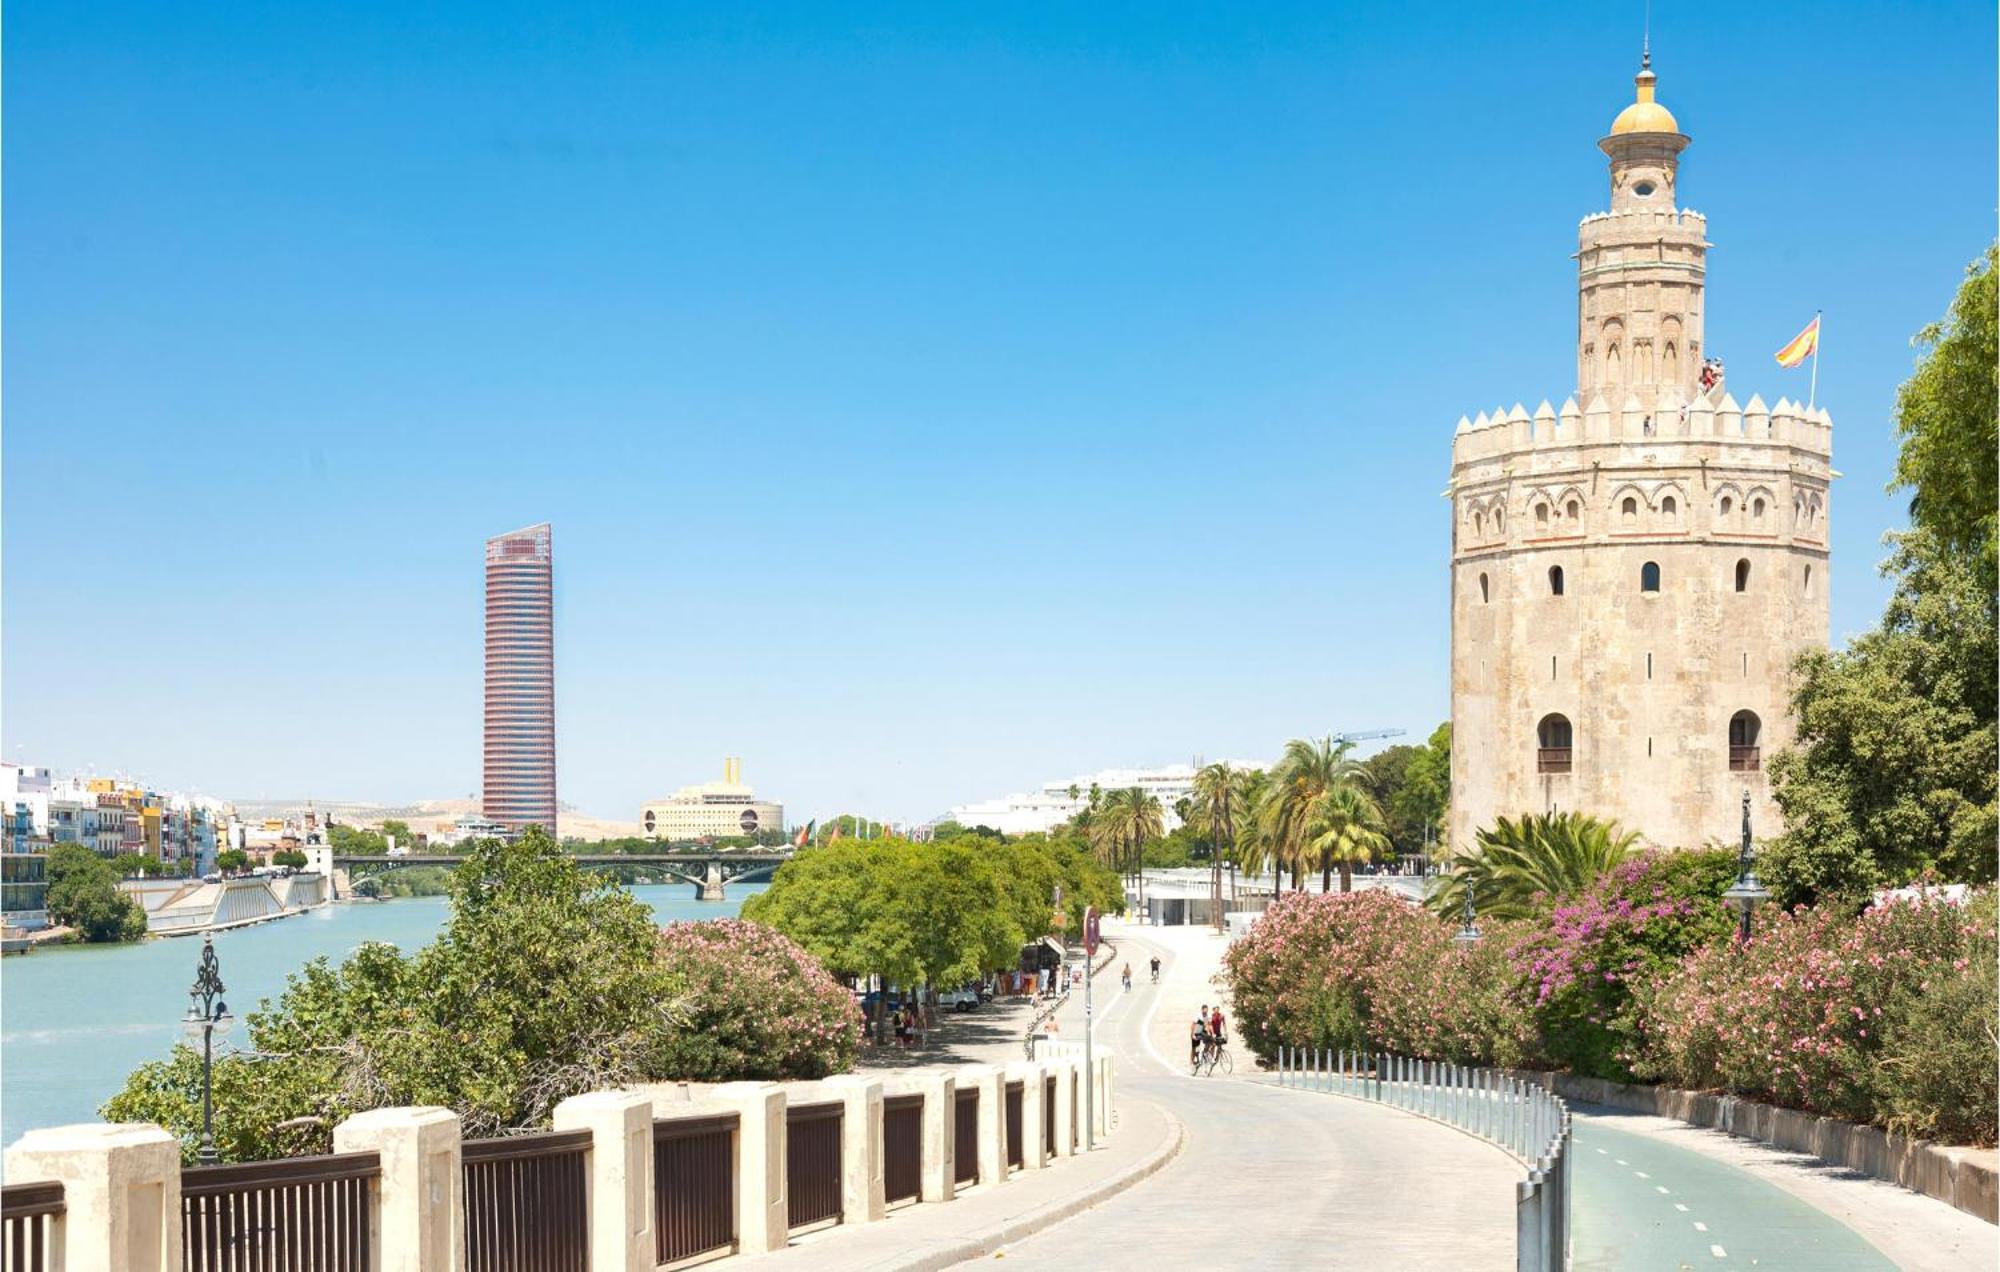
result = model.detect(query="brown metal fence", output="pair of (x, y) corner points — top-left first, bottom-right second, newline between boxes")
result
(1004, 1081), (1024, 1171)
(883, 1095), (924, 1206)
(1044, 1075), (1058, 1157)
(2, 1181), (63, 1272)
(786, 1102), (844, 1230)
(952, 1088), (979, 1187)
(462, 1128), (591, 1272)
(182, 1150), (380, 1272)
(654, 1114), (738, 1266)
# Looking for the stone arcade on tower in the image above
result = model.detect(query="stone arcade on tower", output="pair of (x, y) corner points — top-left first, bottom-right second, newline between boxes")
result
(1448, 55), (1833, 853)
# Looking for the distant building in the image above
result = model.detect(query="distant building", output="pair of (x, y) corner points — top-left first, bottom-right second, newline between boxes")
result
(641, 759), (783, 842)
(482, 522), (557, 835)
(943, 761), (1266, 837)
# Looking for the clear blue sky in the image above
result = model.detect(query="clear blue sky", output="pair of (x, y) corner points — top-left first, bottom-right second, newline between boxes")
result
(5, 2), (1994, 825)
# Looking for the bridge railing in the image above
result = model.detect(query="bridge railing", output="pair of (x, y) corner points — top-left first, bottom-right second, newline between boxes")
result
(1, 1181), (65, 1272)
(1275, 1047), (1571, 1272)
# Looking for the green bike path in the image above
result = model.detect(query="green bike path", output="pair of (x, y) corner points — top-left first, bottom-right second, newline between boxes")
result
(1572, 1114), (1893, 1270)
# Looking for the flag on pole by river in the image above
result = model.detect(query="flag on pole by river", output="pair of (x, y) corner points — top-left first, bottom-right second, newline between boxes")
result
(1774, 315), (1820, 368)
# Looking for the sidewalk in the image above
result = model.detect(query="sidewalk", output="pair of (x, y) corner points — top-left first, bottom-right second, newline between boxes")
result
(738, 1094), (1184, 1272)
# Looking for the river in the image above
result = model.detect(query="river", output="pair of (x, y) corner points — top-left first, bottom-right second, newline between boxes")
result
(0, 883), (764, 1150)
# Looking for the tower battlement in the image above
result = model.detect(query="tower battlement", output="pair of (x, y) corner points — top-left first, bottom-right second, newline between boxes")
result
(1449, 391), (1833, 467)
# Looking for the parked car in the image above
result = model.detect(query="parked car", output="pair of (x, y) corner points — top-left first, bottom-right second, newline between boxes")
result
(939, 986), (982, 1012)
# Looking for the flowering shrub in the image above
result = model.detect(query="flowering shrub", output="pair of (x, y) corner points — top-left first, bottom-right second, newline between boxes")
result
(650, 920), (863, 1080)
(1506, 850), (1738, 1079)
(1639, 887), (1996, 1145)
(1221, 890), (1434, 1059)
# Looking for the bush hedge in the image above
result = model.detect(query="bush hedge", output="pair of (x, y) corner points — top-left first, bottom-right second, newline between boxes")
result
(650, 919), (862, 1080)
(1220, 858), (1997, 1147)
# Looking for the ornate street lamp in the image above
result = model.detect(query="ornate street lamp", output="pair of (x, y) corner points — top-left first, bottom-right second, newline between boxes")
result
(1453, 881), (1482, 946)
(181, 935), (232, 1165)
(1722, 790), (1770, 944)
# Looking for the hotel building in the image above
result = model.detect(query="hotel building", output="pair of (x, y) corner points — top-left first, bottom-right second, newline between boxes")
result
(482, 523), (558, 834)
(640, 759), (784, 842)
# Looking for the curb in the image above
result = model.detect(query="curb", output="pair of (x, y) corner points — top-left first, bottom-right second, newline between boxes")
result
(872, 1099), (1188, 1271)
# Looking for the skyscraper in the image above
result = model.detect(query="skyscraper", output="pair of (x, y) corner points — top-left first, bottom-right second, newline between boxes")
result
(483, 523), (556, 834)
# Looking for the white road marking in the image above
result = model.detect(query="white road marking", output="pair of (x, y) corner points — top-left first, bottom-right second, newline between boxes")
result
(1655, 1185), (1670, 1194)
(1615, 1158), (1628, 1166)
(1595, 1148), (1608, 1155)
(1710, 1244), (1727, 1258)
(1634, 1170), (1649, 1179)
(1674, 1203), (1689, 1212)
(1694, 1221), (1708, 1232)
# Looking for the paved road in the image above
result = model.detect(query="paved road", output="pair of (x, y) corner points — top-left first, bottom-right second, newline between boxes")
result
(981, 927), (1518, 1270)
(1571, 1115), (1893, 1270)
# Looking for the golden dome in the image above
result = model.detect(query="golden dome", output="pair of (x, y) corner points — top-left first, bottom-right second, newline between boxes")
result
(1610, 65), (1680, 135)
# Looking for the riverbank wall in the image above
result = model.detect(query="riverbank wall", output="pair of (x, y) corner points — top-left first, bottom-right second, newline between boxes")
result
(119, 874), (329, 937)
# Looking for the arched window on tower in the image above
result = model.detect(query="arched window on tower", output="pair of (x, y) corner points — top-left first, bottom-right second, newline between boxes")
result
(1640, 561), (1661, 592)
(1535, 502), (1549, 530)
(1664, 341), (1679, 384)
(1566, 498), (1581, 521)
(1729, 710), (1762, 772)
(1537, 714), (1573, 774)
(1472, 509), (1484, 537)
(1479, 572), (1490, 604)
(1735, 559), (1751, 593)
(1804, 564), (1814, 597)
(1621, 496), (1639, 524)
(1605, 343), (1621, 381)
(1661, 494), (1678, 521)
(1549, 565), (1565, 596)
(1719, 494), (1734, 520)
(1752, 496), (1767, 526)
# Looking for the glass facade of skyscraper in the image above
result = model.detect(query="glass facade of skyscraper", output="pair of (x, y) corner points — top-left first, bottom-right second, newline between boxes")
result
(482, 523), (556, 833)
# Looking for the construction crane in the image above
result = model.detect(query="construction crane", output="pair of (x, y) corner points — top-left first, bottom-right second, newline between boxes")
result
(1330, 728), (1407, 747)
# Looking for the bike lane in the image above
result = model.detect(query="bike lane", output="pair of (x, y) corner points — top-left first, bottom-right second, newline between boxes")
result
(1571, 1114), (1894, 1270)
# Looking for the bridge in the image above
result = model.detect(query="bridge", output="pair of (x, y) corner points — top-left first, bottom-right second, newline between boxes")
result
(327, 851), (792, 900)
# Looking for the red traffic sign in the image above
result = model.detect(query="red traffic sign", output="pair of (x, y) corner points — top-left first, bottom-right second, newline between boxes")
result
(1084, 906), (1100, 955)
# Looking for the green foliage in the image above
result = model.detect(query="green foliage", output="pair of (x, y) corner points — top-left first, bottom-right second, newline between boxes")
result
(215, 849), (250, 874)
(1890, 244), (1997, 605)
(378, 819), (419, 850)
(271, 850), (309, 869)
(742, 833), (1118, 993)
(45, 843), (146, 942)
(110, 852), (172, 878)
(1087, 788), (1164, 879)
(1767, 529), (1997, 904)
(1427, 811), (1639, 923)
(327, 824), (388, 856)
(1402, 723), (1452, 857)
(104, 829), (688, 1160)
(1256, 736), (1383, 892)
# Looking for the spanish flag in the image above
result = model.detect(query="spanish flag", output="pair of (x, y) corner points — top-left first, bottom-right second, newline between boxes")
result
(1774, 315), (1820, 368)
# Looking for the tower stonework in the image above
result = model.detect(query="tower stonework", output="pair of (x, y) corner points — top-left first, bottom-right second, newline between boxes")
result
(1447, 60), (1833, 854)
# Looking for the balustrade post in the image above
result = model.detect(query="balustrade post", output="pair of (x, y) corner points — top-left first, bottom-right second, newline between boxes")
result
(887, 1070), (957, 1200)
(555, 1090), (654, 1272)
(1051, 1060), (1078, 1159)
(691, 1082), (788, 1255)
(955, 1066), (1007, 1186)
(821, 1074), (887, 1221)
(1004, 1063), (1048, 1172)
(334, 1106), (463, 1272)
(4, 1123), (180, 1272)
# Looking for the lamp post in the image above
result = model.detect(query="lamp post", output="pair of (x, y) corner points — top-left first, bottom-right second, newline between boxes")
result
(1453, 881), (1482, 946)
(182, 934), (232, 1166)
(1722, 790), (1770, 944)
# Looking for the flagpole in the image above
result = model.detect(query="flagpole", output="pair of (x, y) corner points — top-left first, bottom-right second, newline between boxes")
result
(1808, 310), (1821, 410)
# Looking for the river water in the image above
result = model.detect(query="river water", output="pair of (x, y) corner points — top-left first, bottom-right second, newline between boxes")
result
(0, 884), (763, 1150)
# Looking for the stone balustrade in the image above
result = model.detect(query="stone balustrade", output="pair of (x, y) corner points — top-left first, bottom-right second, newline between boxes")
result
(0, 1054), (1117, 1272)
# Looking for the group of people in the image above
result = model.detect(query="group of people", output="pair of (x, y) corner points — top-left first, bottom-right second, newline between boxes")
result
(1191, 1003), (1227, 1069)
(892, 1004), (923, 1048)
(1118, 956), (1163, 992)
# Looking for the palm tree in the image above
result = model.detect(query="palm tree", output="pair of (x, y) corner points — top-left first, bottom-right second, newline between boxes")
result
(1258, 736), (1370, 892)
(1304, 783), (1391, 893)
(1426, 811), (1639, 922)
(1188, 762), (1246, 930)
(1088, 787), (1164, 887)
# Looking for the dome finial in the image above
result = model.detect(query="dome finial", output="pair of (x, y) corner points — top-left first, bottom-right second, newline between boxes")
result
(1642, 0), (1652, 69)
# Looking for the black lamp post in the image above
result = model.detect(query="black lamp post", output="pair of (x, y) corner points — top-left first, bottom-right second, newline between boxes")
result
(1453, 881), (1482, 946)
(1722, 790), (1770, 944)
(182, 934), (231, 1165)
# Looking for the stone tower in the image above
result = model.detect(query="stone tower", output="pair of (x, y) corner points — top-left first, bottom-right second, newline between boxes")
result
(1447, 56), (1833, 854)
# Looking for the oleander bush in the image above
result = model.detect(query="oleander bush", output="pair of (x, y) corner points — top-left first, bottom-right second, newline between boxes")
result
(1638, 886), (1997, 1145)
(1221, 859), (1998, 1146)
(649, 919), (863, 1080)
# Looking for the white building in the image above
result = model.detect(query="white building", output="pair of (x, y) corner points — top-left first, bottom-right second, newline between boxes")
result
(641, 758), (784, 842)
(943, 761), (1267, 837)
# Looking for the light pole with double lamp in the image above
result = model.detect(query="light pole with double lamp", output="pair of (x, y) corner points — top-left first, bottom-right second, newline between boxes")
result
(183, 934), (233, 1165)
(1722, 790), (1771, 944)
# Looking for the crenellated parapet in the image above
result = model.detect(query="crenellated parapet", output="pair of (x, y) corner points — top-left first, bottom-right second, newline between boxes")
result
(1450, 390), (1832, 467)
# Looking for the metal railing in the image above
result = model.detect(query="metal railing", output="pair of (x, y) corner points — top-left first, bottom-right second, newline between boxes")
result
(2, 1181), (64, 1272)
(1003, 1081), (1025, 1171)
(1536, 747), (1573, 774)
(462, 1127), (591, 1272)
(952, 1088), (980, 1187)
(654, 1113), (738, 1265)
(1275, 1048), (1571, 1271)
(181, 1150), (381, 1272)
(883, 1094), (924, 1206)
(785, 1102), (844, 1231)
(1729, 745), (1761, 772)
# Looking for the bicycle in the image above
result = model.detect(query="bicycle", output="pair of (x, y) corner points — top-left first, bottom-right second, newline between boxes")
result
(1196, 1039), (1233, 1076)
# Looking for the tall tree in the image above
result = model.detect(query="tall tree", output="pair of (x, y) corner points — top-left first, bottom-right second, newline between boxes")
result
(1188, 762), (1247, 929)
(1257, 736), (1369, 891)
(1304, 783), (1392, 893)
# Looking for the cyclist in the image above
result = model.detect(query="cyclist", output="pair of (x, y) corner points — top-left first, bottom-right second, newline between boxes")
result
(1190, 1005), (1210, 1071)
(1149, 955), (1161, 984)
(1121, 963), (1132, 992)
(1208, 1006), (1228, 1054)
